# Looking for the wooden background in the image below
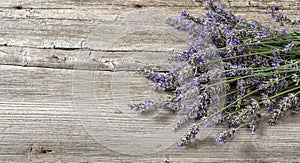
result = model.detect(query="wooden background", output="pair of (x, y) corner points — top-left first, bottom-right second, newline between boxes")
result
(0, 0), (300, 162)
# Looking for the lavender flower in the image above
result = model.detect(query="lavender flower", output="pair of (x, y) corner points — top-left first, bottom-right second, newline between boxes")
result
(129, 0), (300, 147)
(250, 117), (259, 134)
(283, 41), (297, 53)
(292, 74), (299, 85)
(128, 98), (164, 113)
(215, 129), (236, 144)
(269, 93), (299, 125)
(177, 123), (200, 146)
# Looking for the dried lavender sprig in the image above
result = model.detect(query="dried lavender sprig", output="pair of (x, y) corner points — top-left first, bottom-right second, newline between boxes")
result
(177, 74), (296, 146)
(137, 68), (178, 92)
(268, 88), (300, 125)
(270, 6), (300, 25)
(132, 50), (299, 129)
(215, 116), (264, 144)
(227, 83), (300, 127)
(216, 88), (300, 144)
(214, 84), (300, 144)
(128, 98), (164, 113)
(177, 123), (200, 147)
(209, 67), (298, 89)
(173, 2), (300, 63)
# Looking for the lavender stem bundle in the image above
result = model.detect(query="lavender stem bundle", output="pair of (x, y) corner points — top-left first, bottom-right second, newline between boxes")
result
(128, 0), (300, 147)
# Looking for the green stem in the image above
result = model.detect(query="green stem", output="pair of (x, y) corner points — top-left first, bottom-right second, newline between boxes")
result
(205, 74), (293, 121)
(211, 69), (296, 87)
(235, 88), (300, 131)
(213, 84), (300, 132)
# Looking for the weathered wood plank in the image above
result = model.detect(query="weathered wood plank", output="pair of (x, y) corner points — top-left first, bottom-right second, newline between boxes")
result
(0, 65), (299, 162)
(0, 9), (190, 49)
(0, 0), (298, 71)
(0, 0), (298, 9)
(0, 46), (181, 71)
(0, 7), (298, 71)
(0, 1), (298, 50)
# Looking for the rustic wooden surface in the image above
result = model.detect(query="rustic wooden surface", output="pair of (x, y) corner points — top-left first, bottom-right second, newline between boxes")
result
(0, 0), (300, 162)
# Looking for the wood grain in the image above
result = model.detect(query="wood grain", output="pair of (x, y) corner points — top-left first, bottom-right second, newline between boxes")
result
(0, 0), (299, 162)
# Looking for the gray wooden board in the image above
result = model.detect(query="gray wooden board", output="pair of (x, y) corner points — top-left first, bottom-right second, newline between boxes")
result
(0, 0), (299, 162)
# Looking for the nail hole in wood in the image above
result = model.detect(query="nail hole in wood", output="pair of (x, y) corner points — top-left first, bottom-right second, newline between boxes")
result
(38, 147), (53, 154)
(14, 5), (23, 9)
(133, 4), (143, 8)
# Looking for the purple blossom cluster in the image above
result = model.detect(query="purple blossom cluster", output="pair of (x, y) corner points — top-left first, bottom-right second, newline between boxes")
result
(129, 0), (300, 147)
(215, 128), (236, 144)
(270, 6), (300, 25)
(177, 123), (200, 147)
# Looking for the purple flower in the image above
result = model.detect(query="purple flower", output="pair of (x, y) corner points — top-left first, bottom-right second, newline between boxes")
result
(252, 22), (258, 29)
(177, 124), (200, 147)
(284, 41), (296, 53)
(215, 129), (236, 144)
(218, 5), (224, 10)
(271, 6), (276, 11)
(177, 141), (184, 147)
(248, 117), (258, 135)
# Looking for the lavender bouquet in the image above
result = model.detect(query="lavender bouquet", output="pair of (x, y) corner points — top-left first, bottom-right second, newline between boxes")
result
(128, 0), (300, 147)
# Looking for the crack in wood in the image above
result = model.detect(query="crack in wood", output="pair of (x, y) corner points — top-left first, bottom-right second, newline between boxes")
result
(0, 44), (174, 53)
